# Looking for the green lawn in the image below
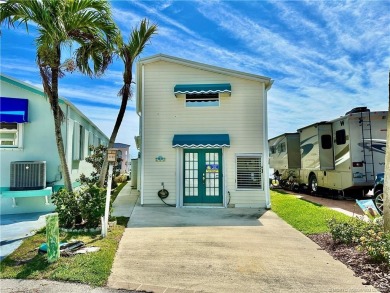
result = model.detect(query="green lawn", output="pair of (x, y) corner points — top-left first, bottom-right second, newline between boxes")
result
(0, 217), (129, 286)
(271, 190), (351, 234)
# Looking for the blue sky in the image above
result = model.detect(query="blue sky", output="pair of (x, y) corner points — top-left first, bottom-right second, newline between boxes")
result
(1, 0), (389, 158)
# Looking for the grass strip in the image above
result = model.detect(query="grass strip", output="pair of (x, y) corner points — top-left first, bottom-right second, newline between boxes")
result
(271, 190), (351, 235)
(111, 181), (127, 203)
(0, 217), (129, 286)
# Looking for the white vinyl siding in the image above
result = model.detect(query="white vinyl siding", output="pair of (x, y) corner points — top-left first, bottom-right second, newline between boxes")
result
(141, 60), (266, 207)
(236, 154), (262, 190)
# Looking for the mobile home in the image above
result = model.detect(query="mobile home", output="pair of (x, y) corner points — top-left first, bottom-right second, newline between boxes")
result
(136, 54), (273, 208)
(0, 74), (109, 215)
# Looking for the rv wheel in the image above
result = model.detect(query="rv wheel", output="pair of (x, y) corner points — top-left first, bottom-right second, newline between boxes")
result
(374, 189), (383, 215)
(309, 175), (318, 195)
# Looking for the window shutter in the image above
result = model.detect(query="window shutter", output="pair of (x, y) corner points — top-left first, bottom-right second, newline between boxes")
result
(236, 155), (262, 189)
(73, 122), (81, 160)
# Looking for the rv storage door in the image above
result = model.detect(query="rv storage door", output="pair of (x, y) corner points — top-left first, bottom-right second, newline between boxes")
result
(318, 124), (335, 170)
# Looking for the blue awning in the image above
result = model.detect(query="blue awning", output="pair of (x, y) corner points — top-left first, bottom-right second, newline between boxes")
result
(174, 84), (231, 96)
(0, 97), (29, 123)
(172, 134), (230, 148)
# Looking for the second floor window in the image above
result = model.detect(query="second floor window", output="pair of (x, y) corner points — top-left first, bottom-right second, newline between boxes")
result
(186, 93), (219, 107)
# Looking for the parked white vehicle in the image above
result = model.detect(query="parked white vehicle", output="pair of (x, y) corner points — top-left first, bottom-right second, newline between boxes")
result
(269, 107), (387, 197)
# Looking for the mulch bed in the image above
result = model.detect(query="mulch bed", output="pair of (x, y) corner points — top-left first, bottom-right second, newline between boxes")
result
(308, 233), (390, 293)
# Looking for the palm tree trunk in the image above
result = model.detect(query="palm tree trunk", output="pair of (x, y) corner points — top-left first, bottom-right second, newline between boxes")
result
(51, 68), (73, 192)
(39, 57), (73, 192)
(99, 84), (130, 188)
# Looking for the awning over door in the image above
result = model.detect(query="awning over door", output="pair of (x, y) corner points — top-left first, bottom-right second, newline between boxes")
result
(0, 97), (29, 123)
(174, 84), (231, 96)
(172, 134), (230, 148)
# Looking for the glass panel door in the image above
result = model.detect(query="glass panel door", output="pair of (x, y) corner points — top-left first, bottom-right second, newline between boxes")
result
(183, 149), (222, 204)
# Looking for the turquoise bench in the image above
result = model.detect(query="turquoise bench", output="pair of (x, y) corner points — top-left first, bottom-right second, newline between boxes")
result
(0, 187), (53, 207)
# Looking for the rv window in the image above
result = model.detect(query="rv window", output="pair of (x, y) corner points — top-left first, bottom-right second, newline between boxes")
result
(321, 135), (332, 149)
(278, 142), (286, 153)
(336, 129), (346, 145)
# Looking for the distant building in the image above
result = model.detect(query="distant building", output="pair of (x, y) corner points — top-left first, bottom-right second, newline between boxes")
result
(113, 143), (130, 174)
(0, 74), (109, 215)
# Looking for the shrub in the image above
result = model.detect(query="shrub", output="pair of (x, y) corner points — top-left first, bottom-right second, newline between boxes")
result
(51, 189), (82, 228)
(52, 185), (106, 229)
(115, 174), (127, 184)
(327, 217), (369, 244)
(79, 185), (106, 228)
(328, 216), (390, 265)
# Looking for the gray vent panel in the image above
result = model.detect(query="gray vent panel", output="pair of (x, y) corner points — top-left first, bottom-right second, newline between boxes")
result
(10, 161), (46, 191)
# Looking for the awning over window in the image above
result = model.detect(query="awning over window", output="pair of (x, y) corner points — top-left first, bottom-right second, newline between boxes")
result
(174, 84), (231, 96)
(0, 97), (29, 123)
(172, 134), (230, 148)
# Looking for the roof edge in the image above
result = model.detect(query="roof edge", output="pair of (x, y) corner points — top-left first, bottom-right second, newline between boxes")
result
(0, 74), (108, 140)
(138, 54), (273, 86)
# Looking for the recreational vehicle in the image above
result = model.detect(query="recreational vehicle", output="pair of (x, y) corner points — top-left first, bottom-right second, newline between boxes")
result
(268, 133), (300, 189)
(269, 107), (387, 197)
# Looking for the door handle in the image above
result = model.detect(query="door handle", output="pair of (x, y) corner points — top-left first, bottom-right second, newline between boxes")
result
(202, 173), (205, 183)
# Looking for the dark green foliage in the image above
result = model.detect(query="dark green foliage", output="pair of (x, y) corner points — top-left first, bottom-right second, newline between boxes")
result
(52, 186), (106, 229)
(51, 189), (81, 228)
(328, 217), (390, 265)
(79, 145), (117, 188)
(79, 185), (106, 228)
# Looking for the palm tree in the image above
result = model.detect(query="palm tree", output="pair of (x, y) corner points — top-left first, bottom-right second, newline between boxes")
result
(99, 19), (157, 187)
(1, 0), (119, 191)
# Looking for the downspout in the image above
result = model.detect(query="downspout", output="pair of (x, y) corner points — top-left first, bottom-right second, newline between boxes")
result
(140, 64), (145, 205)
(263, 81), (272, 209)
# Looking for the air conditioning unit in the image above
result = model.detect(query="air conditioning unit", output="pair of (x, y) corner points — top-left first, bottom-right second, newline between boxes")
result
(10, 161), (46, 191)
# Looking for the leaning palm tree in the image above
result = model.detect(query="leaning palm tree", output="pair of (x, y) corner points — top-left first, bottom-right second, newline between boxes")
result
(99, 19), (157, 187)
(1, 0), (119, 191)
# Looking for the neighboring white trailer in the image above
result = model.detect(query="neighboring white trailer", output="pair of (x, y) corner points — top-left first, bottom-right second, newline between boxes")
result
(269, 107), (387, 196)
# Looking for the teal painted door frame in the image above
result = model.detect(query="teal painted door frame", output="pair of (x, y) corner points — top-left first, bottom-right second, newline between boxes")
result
(183, 149), (223, 204)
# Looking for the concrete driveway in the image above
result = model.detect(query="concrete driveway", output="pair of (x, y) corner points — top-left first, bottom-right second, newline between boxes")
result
(108, 199), (377, 293)
(0, 212), (49, 261)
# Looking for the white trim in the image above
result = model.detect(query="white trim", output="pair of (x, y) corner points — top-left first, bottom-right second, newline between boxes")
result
(263, 83), (271, 209)
(140, 64), (145, 206)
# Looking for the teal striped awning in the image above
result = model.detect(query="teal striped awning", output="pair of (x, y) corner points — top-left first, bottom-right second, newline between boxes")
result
(172, 134), (230, 148)
(174, 84), (231, 96)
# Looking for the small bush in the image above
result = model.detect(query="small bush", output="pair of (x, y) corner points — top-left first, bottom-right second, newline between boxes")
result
(115, 174), (127, 184)
(328, 216), (390, 265)
(79, 185), (106, 228)
(327, 217), (369, 244)
(51, 189), (82, 228)
(52, 185), (106, 229)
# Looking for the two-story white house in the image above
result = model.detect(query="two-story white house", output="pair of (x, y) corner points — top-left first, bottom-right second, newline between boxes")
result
(0, 74), (109, 215)
(136, 54), (273, 208)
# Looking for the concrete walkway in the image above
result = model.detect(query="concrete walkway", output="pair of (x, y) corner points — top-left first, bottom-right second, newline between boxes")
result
(0, 212), (49, 261)
(108, 189), (378, 293)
